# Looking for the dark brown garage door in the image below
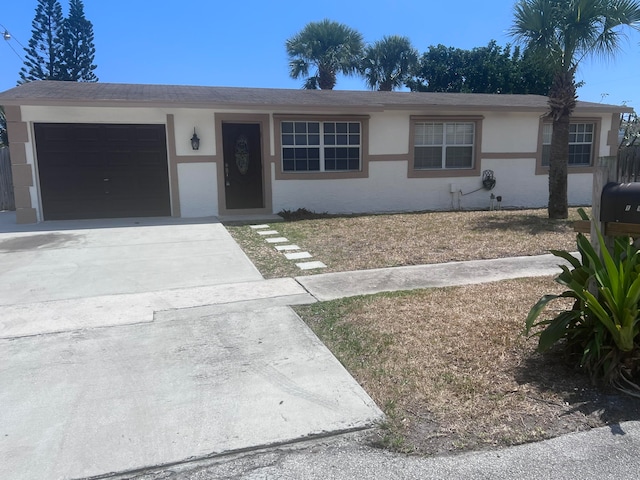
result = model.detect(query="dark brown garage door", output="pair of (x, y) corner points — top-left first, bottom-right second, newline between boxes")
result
(35, 123), (171, 220)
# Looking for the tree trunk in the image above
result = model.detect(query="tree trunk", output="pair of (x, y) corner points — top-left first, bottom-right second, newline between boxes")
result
(378, 81), (393, 91)
(547, 68), (577, 219)
(318, 67), (336, 90)
(548, 113), (570, 218)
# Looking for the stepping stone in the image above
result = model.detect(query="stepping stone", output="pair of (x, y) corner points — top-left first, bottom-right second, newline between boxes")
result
(257, 230), (280, 236)
(265, 237), (289, 244)
(296, 261), (327, 270)
(250, 224), (270, 229)
(275, 245), (300, 251)
(285, 251), (312, 260)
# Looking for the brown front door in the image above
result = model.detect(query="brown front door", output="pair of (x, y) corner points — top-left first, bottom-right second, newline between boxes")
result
(222, 123), (264, 210)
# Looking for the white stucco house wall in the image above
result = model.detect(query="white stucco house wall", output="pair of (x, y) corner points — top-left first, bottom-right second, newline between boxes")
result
(0, 81), (630, 224)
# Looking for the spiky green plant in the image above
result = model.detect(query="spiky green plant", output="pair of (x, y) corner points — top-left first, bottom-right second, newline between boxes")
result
(525, 210), (640, 394)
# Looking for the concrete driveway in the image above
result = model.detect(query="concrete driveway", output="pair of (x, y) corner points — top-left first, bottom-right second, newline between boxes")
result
(0, 215), (263, 305)
(0, 214), (383, 480)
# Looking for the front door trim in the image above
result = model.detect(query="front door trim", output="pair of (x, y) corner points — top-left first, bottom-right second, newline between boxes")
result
(215, 113), (272, 216)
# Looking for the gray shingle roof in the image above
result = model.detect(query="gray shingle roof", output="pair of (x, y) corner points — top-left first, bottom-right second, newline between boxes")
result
(0, 80), (631, 113)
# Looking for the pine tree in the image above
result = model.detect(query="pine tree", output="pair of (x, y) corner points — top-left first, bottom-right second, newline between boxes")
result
(62, 0), (98, 82)
(18, 0), (65, 83)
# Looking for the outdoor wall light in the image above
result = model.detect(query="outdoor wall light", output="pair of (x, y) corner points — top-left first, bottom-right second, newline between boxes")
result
(190, 128), (200, 150)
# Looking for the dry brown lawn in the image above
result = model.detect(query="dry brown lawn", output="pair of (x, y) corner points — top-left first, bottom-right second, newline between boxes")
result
(227, 207), (640, 455)
(227, 208), (586, 278)
(296, 279), (640, 455)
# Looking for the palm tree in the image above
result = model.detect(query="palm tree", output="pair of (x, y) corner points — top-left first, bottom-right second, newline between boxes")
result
(510, 0), (640, 219)
(361, 35), (418, 91)
(286, 19), (364, 90)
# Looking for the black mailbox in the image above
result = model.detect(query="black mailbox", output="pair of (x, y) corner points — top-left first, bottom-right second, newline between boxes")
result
(601, 182), (640, 223)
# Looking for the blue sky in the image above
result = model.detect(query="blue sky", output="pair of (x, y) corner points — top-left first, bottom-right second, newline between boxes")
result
(1, 0), (639, 111)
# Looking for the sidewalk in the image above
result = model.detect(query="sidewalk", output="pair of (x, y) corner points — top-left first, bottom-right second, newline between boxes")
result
(0, 252), (573, 338)
(295, 252), (573, 301)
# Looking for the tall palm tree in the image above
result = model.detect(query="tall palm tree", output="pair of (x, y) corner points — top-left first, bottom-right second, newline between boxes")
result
(361, 35), (418, 91)
(286, 19), (364, 90)
(511, 0), (640, 219)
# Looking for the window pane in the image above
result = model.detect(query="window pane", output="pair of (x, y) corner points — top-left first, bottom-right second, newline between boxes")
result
(335, 147), (348, 159)
(414, 123), (426, 145)
(285, 147), (321, 171)
(294, 149), (308, 160)
(282, 134), (294, 146)
(541, 145), (551, 166)
(568, 144), (591, 165)
(415, 122), (444, 146)
(569, 123), (594, 144)
(542, 123), (552, 144)
(283, 148), (294, 160)
(283, 159), (294, 171)
(446, 124), (455, 142)
(414, 122), (474, 170)
(283, 147), (295, 171)
(324, 147), (360, 170)
(414, 146), (442, 169)
(282, 120), (361, 172)
(445, 146), (473, 168)
(446, 123), (474, 145)
(545, 122), (594, 167)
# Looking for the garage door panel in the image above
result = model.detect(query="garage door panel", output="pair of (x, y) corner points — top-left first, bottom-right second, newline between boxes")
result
(135, 150), (166, 166)
(135, 125), (165, 142)
(74, 125), (101, 142)
(35, 123), (171, 220)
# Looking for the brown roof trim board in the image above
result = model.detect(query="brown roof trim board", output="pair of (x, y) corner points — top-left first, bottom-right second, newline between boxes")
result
(0, 80), (632, 114)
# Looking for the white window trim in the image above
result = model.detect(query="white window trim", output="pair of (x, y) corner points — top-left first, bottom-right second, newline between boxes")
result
(414, 121), (475, 170)
(281, 120), (362, 173)
(541, 121), (595, 167)
(408, 116), (483, 179)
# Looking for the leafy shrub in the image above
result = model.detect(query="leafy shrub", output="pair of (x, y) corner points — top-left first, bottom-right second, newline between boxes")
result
(278, 208), (330, 221)
(525, 211), (640, 395)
